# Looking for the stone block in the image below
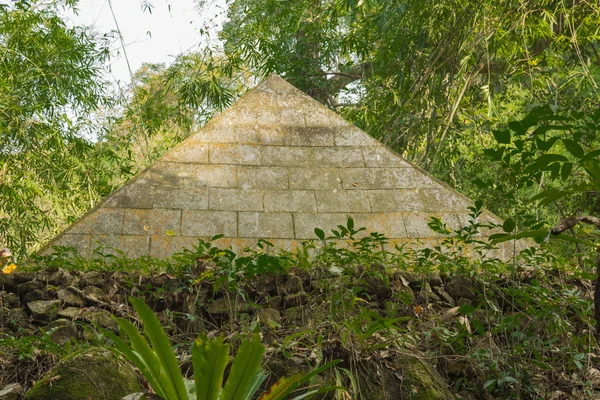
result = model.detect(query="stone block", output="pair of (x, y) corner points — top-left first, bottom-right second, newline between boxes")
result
(214, 237), (258, 253)
(209, 144), (261, 165)
(181, 210), (237, 237)
(162, 139), (209, 163)
(369, 189), (426, 212)
(238, 212), (294, 238)
(183, 165), (238, 188)
(402, 213), (439, 238)
(283, 126), (334, 146)
(279, 108), (305, 125)
(137, 162), (184, 186)
(104, 184), (154, 209)
(260, 146), (314, 167)
(123, 209), (181, 236)
(353, 213), (407, 238)
(421, 188), (471, 212)
(119, 236), (151, 258)
(224, 106), (260, 125)
(152, 186), (208, 210)
(150, 236), (186, 258)
(52, 234), (91, 258)
(236, 125), (285, 145)
(289, 167), (341, 190)
(264, 190), (317, 212)
(315, 190), (371, 212)
(90, 234), (121, 255)
(192, 124), (237, 143)
(238, 166), (289, 189)
(293, 212), (348, 239)
(340, 168), (394, 190)
(334, 127), (377, 146)
(362, 146), (411, 167)
(209, 188), (264, 211)
(262, 239), (303, 253)
(237, 87), (279, 107)
(304, 106), (347, 126)
(392, 168), (438, 188)
(70, 208), (124, 235)
(313, 147), (364, 167)
(106, 184), (207, 210)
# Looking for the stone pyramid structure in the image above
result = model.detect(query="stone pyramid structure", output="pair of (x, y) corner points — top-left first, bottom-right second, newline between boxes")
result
(41, 75), (507, 259)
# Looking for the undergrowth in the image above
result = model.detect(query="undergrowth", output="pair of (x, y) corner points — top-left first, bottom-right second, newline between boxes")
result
(2, 204), (599, 399)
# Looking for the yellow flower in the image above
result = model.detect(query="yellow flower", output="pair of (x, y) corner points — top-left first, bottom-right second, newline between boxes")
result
(2, 263), (17, 274)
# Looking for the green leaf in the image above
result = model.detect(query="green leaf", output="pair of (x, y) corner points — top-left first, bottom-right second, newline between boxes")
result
(314, 228), (325, 241)
(347, 216), (354, 231)
(221, 333), (265, 400)
(193, 334), (230, 400)
(258, 375), (303, 400)
(458, 305), (476, 315)
(489, 230), (549, 244)
(492, 129), (511, 144)
(562, 139), (584, 158)
(525, 154), (568, 173)
(530, 188), (568, 206)
(103, 329), (164, 396)
(561, 162), (573, 180)
(242, 371), (267, 400)
(502, 218), (516, 233)
(129, 297), (188, 400)
(279, 360), (341, 399)
(112, 317), (172, 398)
(584, 160), (600, 181)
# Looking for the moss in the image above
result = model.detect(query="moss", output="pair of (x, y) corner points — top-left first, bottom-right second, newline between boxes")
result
(25, 347), (140, 400)
(359, 351), (455, 400)
(401, 355), (455, 399)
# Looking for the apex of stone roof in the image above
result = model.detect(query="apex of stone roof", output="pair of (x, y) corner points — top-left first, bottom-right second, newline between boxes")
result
(40, 76), (512, 260)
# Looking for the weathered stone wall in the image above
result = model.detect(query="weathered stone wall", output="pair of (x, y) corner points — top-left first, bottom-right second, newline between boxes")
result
(40, 75), (510, 259)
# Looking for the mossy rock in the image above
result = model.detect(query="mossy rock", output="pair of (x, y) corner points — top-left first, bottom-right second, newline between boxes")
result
(358, 350), (455, 400)
(25, 347), (140, 400)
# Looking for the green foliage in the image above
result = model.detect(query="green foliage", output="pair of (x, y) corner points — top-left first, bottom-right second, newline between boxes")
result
(479, 106), (599, 261)
(0, 0), (131, 257)
(105, 297), (339, 400)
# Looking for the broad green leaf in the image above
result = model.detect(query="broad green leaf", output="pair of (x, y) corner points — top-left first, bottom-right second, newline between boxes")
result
(103, 329), (164, 396)
(525, 154), (568, 173)
(112, 317), (172, 398)
(492, 129), (511, 144)
(314, 228), (325, 241)
(502, 218), (515, 233)
(458, 305), (476, 315)
(562, 139), (584, 158)
(584, 160), (600, 181)
(129, 297), (188, 400)
(242, 371), (267, 400)
(221, 333), (265, 400)
(561, 162), (573, 180)
(279, 360), (341, 399)
(193, 334), (230, 400)
(257, 375), (303, 400)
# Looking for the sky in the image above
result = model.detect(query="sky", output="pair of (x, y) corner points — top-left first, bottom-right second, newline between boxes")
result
(66, 0), (228, 85)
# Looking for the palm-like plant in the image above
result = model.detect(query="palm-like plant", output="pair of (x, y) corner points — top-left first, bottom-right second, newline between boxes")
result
(106, 297), (339, 400)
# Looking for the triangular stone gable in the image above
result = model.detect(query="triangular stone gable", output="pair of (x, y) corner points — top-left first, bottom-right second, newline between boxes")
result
(41, 75), (508, 259)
